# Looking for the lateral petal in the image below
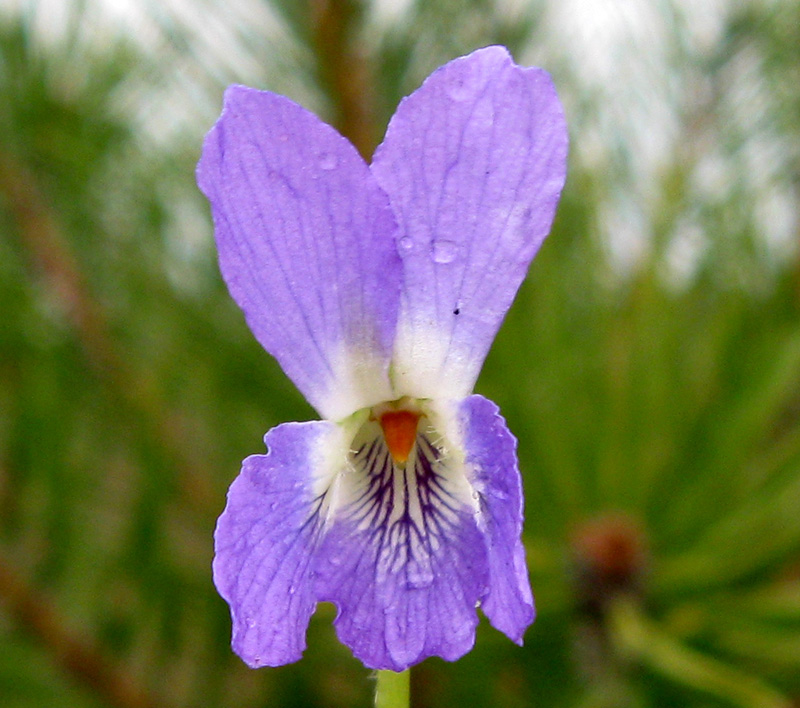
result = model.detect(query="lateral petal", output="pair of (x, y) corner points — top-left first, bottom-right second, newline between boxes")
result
(371, 46), (568, 399)
(197, 87), (402, 420)
(459, 394), (535, 642)
(212, 420), (349, 667)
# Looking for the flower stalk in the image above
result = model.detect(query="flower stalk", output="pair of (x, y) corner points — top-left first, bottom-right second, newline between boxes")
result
(375, 670), (410, 708)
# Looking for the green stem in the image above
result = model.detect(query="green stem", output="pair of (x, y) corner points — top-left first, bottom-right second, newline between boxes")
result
(374, 669), (410, 708)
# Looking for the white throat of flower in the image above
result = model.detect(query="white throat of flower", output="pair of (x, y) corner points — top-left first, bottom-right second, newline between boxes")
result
(317, 398), (478, 587)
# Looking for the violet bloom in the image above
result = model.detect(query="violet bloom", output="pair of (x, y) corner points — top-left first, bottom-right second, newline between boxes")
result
(197, 46), (567, 671)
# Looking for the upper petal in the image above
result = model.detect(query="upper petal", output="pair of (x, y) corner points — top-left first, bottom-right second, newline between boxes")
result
(371, 46), (568, 399)
(197, 87), (402, 420)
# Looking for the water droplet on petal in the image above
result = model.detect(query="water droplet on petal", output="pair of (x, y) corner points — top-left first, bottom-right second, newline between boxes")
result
(318, 152), (338, 170)
(432, 240), (458, 264)
(398, 236), (414, 253)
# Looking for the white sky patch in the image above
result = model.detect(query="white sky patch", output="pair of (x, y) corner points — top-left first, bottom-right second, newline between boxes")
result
(2, 0), (794, 282)
(754, 183), (798, 263)
(539, 0), (796, 280)
(601, 197), (650, 274)
(693, 151), (734, 203)
(542, 0), (678, 271)
(493, 0), (531, 19)
(0, 0), (307, 143)
(676, 0), (730, 54)
(664, 219), (707, 289)
(368, 0), (413, 27)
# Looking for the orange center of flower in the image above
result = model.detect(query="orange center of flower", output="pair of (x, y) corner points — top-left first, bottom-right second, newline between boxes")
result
(379, 410), (421, 464)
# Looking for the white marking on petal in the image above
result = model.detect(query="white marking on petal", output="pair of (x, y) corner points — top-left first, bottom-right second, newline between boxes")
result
(309, 417), (360, 504)
(328, 404), (478, 592)
(317, 343), (396, 422)
(390, 319), (474, 401)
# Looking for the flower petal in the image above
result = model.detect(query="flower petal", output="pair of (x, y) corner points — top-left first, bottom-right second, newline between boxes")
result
(314, 418), (489, 670)
(212, 420), (348, 667)
(197, 87), (402, 420)
(371, 46), (568, 399)
(459, 394), (535, 641)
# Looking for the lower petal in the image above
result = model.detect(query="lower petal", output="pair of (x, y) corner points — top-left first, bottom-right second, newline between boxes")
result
(212, 420), (347, 667)
(213, 396), (533, 670)
(315, 420), (489, 670)
(459, 394), (535, 642)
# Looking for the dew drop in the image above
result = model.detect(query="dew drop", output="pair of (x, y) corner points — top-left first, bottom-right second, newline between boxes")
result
(431, 239), (458, 264)
(318, 152), (338, 170)
(398, 236), (414, 253)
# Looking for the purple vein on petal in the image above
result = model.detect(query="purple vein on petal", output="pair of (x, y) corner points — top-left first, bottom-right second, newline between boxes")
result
(235, 116), (336, 379)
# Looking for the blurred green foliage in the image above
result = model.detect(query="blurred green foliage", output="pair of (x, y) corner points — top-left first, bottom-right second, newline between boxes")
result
(1, 1), (799, 707)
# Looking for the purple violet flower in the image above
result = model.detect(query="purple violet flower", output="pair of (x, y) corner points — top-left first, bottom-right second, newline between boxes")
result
(197, 46), (568, 671)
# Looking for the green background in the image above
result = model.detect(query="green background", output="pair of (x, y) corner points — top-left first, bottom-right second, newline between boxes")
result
(1, 0), (799, 706)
